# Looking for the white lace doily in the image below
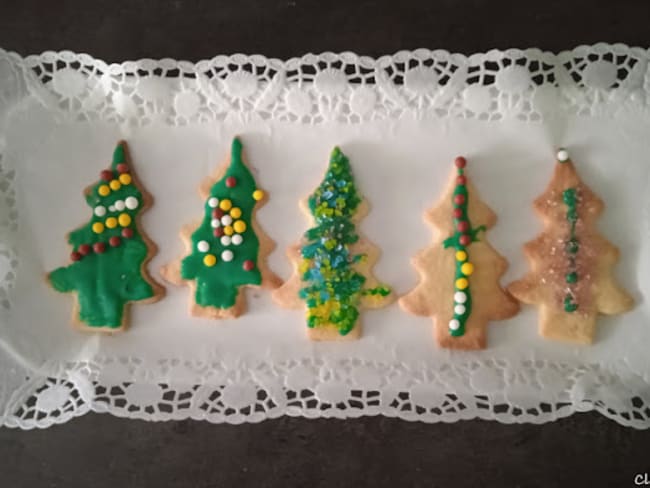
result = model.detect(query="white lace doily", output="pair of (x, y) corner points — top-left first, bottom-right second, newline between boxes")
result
(1, 44), (650, 429)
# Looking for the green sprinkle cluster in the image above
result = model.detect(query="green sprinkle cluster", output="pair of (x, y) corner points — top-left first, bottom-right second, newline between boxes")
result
(299, 148), (391, 335)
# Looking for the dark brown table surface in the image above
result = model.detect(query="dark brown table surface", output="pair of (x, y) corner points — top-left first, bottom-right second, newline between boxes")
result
(1, 1), (650, 486)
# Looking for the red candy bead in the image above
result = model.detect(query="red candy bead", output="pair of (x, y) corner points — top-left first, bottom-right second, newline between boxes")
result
(226, 176), (237, 188)
(457, 221), (470, 232)
(212, 208), (224, 219)
(454, 156), (467, 168)
(452, 208), (463, 219)
(213, 227), (225, 237)
(121, 228), (134, 238)
(243, 260), (255, 271)
(78, 244), (92, 256)
(100, 170), (113, 181)
(459, 234), (471, 246)
(109, 236), (121, 247)
(70, 251), (82, 262)
(453, 194), (466, 205)
(456, 175), (467, 185)
(116, 163), (129, 174)
(93, 242), (106, 254)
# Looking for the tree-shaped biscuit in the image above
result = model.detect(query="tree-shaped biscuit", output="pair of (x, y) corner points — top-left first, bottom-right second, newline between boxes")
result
(508, 149), (634, 343)
(161, 137), (280, 318)
(400, 156), (518, 349)
(48, 141), (164, 331)
(273, 147), (393, 340)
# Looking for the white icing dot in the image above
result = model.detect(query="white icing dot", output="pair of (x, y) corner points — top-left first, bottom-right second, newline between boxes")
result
(211, 218), (221, 228)
(125, 196), (139, 210)
(454, 291), (467, 304)
(221, 250), (234, 262)
(449, 319), (461, 331)
(221, 215), (233, 226)
(114, 200), (125, 211)
(220, 235), (231, 246)
(208, 197), (219, 208)
(94, 206), (106, 217)
(231, 234), (243, 245)
(197, 240), (210, 253)
(108, 205), (116, 212)
(454, 304), (466, 315)
(557, 148), (569, 162)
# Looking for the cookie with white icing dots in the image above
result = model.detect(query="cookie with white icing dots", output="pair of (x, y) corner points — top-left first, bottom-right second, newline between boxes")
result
(48, 141), (165, 332)
(161, 137), (281, 319)
(400, 156), (519, 349)
(508, 149), (634, 344)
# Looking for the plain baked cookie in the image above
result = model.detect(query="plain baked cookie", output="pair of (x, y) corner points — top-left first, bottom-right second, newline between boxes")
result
(161, 137), (280, 319)
(400, 156), (518, 349)
(47, 141), (165, 332)
(507, 149), (634, 344)
(272, 147), (393, 340)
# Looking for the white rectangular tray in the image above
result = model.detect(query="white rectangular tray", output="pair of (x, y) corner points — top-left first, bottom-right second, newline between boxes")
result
(1, 45), (649, 428)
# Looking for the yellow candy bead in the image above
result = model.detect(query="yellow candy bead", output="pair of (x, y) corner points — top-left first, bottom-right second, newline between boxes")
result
(219, 199), (232, 211)
(118, 213), (132, 227)
(252, 190), (265, 201)
(109, 180), (121, 191)
(203, 254), (217, 267)
(119, 173), (132, 185)
(230, 207), (242, 219)
(455, 250), (467, 262)
(98, 185), (110, 196)
(92, 222), (105, 234)
(233, 220), (247, 233)
(224, 225), (234, 236)
(455, 278), (469, 290)
(105, 217), (118, 229)
(461, 262), (474, 276)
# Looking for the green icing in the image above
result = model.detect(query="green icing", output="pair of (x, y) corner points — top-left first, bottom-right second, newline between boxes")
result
(442, 167), (486, 337)
(562, 187), (579, 312)
(48, 143), (154, 328)
(298, 147), (391, 336)
(180, 137), (262, 309)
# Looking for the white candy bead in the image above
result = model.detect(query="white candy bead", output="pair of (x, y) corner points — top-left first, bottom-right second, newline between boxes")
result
(125, 196), (139, 210)
(197, 240), (210, 252)
(108, 205), (116, 212)
(220, 235), (231, 246)
(221, 250), (234, 262)
(221, 215), (233, 226)
(208, 197), (219, 208)
(454, 304), (466, 315)
(449, 319), (460, 331)
(231, 234), (243, 245)
(454, 291), (467, 304)
(556, 148), (569, 162)
(94, 206), (106, 217)
(211, 218), (221, 228)
(114, 200), (125, 211)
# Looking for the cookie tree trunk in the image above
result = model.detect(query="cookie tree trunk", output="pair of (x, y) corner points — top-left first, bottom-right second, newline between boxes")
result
(400, 157), (518, 349)
(273, 147), (392, 340)
(48, 142), (162, 330)
(508, 149), (633, 343)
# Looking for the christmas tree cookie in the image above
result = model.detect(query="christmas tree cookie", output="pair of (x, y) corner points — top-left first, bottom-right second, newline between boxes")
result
(400, 157), (518, 349)
(47, 141), (164, 331)
(508, 149), (634, 344)
(161, 137), (280, 318)
(272, 147), (393, 341)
